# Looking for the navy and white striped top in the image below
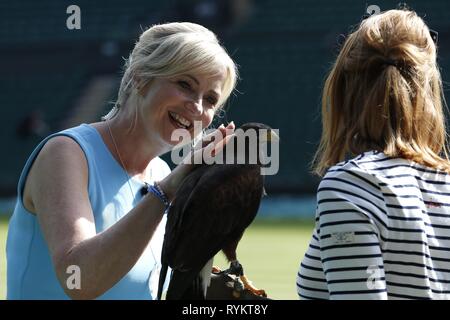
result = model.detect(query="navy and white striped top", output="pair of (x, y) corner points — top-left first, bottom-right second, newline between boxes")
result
(297, 151), (450, 299)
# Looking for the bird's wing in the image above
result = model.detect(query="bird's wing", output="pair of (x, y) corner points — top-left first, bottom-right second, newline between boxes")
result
(162, 165), (209, 264)
(158, 166), (209, 299)
(164, 164), (264, 273)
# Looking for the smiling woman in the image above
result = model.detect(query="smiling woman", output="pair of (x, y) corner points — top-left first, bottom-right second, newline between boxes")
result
(6, 22), (237, 300)
(134, 71), (226, 149)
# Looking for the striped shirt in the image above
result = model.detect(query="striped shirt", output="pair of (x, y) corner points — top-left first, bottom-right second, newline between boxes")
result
(297, 150), (450, 300)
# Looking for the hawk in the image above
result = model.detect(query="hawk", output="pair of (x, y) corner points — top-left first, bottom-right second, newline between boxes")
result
(157, 123), (278, 300)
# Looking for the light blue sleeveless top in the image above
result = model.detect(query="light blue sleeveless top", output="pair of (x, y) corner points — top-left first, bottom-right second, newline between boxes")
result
(6, 124), (171, 299)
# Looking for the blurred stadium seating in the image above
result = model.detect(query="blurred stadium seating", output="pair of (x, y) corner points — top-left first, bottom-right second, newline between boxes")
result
(0, 0), (448, 197)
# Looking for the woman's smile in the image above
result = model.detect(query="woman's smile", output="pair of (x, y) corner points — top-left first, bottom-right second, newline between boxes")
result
(168, 111), (193, 130)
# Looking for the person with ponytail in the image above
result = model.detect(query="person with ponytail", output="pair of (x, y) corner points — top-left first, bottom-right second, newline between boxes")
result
(297, 8), (449, 299)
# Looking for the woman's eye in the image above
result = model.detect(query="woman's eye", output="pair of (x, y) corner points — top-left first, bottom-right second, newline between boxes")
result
(178, 81), (191, 90)
(206, 96), (218, 106)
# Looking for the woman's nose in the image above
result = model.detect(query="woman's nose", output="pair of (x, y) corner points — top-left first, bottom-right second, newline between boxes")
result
(185, 97), (203, 116)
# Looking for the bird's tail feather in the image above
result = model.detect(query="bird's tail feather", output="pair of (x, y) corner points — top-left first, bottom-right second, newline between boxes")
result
(166, 270), (205, 300)
(157, 262), (168, 300)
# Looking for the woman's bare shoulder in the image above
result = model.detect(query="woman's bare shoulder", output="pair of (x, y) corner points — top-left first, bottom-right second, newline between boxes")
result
(24, 135), (89, 213)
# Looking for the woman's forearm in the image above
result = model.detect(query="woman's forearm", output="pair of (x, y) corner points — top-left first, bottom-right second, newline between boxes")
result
(56, 194), (165, 299)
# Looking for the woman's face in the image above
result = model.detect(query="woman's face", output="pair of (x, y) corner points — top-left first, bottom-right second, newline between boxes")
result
(138, 68), (226, 148)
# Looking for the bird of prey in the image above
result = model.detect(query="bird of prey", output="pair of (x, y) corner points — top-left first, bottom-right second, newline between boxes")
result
(157, 123), (278, 300)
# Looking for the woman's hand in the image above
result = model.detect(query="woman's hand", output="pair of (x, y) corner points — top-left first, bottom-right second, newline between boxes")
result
(158, 121), (236, 201)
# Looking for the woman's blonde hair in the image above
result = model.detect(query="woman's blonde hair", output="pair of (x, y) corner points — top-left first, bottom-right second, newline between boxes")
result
(313, 9), (448, 176)
(103, 22), (238, 120)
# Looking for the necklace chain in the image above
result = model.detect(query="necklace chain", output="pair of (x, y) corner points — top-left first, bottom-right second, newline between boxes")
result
(106, 119), (136, 198)
(105, 120), (158, 278)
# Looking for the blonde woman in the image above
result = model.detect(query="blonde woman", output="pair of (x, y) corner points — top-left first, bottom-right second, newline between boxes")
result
(297, 9), (448, 299)
(6, 22), (237, 299)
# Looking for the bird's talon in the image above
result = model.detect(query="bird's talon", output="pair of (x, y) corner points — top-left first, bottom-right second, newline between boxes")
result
(252, 289), (267, 297)
(240, 275), (268, 297)
(212, 266), (222, 273)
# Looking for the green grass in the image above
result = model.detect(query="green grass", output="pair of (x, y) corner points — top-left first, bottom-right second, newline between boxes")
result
(0, 216), (314, 300)
(213, 219), (314, 300)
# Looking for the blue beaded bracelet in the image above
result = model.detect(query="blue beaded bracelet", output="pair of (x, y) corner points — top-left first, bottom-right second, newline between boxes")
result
(146, 182), (170, 211)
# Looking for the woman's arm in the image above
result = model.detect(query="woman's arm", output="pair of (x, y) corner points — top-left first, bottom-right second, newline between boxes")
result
(316, 174), (388, 300)
(26, 123), (235, 300)
(27, 136), (168, 299)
